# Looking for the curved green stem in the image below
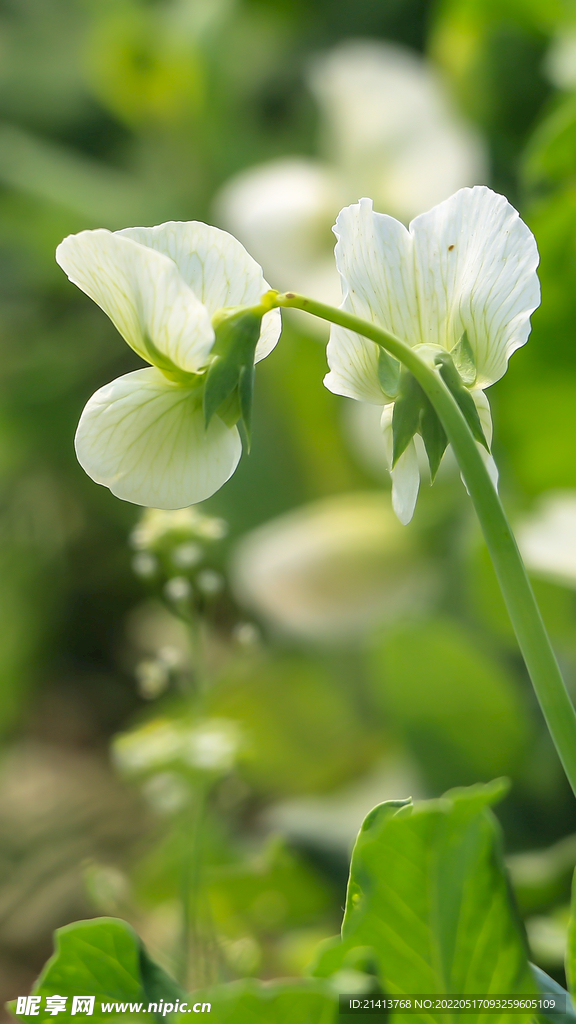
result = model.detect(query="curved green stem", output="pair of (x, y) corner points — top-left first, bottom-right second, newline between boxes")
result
(269, 290), (576, 798)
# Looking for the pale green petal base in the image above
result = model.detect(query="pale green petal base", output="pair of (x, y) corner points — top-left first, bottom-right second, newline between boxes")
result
(75, 368), (242, 509)
(380, 404), (420, 524)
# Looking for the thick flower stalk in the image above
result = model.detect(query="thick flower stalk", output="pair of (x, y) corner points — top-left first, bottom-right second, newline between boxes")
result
(56, 221), (281, 508)
(324, 186), (541, 522)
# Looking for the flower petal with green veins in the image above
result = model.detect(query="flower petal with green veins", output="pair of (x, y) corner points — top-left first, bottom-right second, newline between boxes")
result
(325, 197), (420, 402)
(327, 188), (540, 395)
(56, 229), (215, 373)
(411, 186), (540, 386)
(75, 368), (241, 508)
(117, 221), (281, 362)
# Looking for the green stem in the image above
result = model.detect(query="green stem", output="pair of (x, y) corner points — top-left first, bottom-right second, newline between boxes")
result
(177, 780), (208, 988)
(269, 290), (576, 798)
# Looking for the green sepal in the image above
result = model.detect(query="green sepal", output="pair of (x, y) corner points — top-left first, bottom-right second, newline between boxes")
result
(203, 308), (262, 444)
(392, 370), (424, 466)
(377, 349), (401, 398)
(435, 351), (489, 451)
(451, 330), (477, 386)
(420, 398), (448, 481)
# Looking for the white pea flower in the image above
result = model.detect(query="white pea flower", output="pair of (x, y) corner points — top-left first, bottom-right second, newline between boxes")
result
(215, 40), (487, 312)
(325, 186), (541, 524)
(56, 222), (281, 508)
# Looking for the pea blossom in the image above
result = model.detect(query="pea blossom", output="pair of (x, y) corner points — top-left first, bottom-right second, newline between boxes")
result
(56, 222), (281, 508)
(324, 186), (541, 523)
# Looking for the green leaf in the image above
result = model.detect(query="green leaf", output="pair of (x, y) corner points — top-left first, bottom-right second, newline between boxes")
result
(532, 964), (576, 1024)
(184, 979), (336, 1022)
(565, 867), (576, 1005)
(419, 398), (448, 481)
(392, 370), (424, 465)
(377, 349), (401, 398)
(139, 945), (187, 1006)
(203, 308), (262, 443)
(451, 330), (477, 386)
(313, 782), (536, 1024)
(435, 351), (489, 450)
(9, 917), (187, 1022)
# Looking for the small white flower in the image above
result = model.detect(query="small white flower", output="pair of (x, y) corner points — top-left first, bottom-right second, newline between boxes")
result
(196, 568), (224, 596)
(183, 719), (241, 772)
(56, 221), (281, 508)
(164, 576), (192, 602)
(171, 541), (203, 568)
(325, 186), (541, 523)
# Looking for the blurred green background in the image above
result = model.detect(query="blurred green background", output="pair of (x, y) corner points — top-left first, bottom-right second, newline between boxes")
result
(3, 0), (576, 1005)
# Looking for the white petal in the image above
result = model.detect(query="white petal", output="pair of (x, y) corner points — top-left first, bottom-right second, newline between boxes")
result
(391, 441), (420, 525)
(472, 388), (493, 446)
(75, 368), (241, 508)
(472, 389), (499, 489)
(56, 230), (214, 373)
(379, 404), (420, 524)
(308, 40), (488, 223)
(325, 197), (419, 403)
(117, 221), (281, 362)
(411, 185), (540, 386)
(380, 402), (394, 467)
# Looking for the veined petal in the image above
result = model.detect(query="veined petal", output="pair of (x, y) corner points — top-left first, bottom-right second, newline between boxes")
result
(75, 368), (241, 509)
(334, 198), (420, 342)
(117, 221), (281, 362)
(324, 331), (388, 403)
(411, 186), (540, 386)
(472, 388), (499, 489)
(392, 443), (420, 525)
(56, 229), (214, 373)
(381, 404), (420, 524)
(325, 198), (419, 403)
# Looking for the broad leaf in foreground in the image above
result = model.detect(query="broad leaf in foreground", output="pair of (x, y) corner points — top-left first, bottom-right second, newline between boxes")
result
(9, 917), (186, 1022)
(182, 980), (336, 1023)
(313, 781), (536, 1023)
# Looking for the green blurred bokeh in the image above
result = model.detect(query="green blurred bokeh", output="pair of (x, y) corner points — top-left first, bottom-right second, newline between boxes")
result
(3, 0), (576, 1003)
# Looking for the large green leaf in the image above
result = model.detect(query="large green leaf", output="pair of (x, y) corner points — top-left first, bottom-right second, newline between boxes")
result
(532, 965), (576, 1024)
(563, 868), (576, 1012)
(10, 917), (186, 1022)
(313, 782), (536, 1023)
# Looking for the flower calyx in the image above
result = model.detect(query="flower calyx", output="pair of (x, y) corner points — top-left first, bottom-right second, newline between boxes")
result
(203, 305), (266, 445)
(391, 343), (488, 483)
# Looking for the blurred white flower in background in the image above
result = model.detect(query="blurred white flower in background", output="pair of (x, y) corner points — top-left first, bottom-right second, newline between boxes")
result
(517, 491), (576, 588)
(113, 717), (242, 780)
(264, 754), (421, 854)
(215, 40), (487, 310)
(543, 30), (576, 90)
(182, 719), (241, 772)
(130, 506), (228, 550)
(230, 491), (435, 642)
